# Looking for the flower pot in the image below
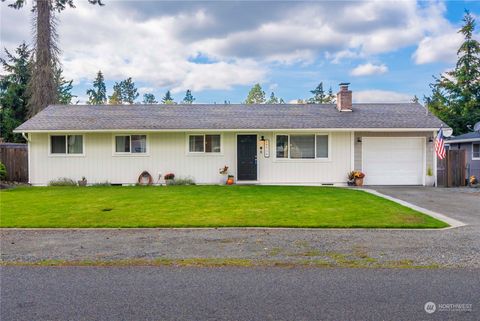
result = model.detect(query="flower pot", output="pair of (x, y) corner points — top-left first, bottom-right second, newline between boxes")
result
(165, 179), (174, 186)
(220, 175), (228, 184)
(78, 180), (87, 186)
(354, 177), (364, 186)
(425, 176), (435, 187)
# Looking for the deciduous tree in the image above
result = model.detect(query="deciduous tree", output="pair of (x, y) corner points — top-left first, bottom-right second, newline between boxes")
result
(245, 83), (266, 104)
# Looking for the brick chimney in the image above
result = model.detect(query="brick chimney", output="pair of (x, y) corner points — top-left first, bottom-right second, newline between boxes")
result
(336, 83), (352, 112)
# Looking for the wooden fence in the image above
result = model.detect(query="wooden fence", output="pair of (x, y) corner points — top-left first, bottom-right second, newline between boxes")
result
(437, 149), (466, 187)
(0, 143), (28, 182)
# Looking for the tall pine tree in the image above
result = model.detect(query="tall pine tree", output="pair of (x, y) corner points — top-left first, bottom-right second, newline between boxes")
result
(426, 11), (480, 134)
(86, 70), (106, 105)
(0, 43), (32, 142)
(3, 0), (104, 116)
(162, 90), (175, 104)
(182, 89), (195, 104)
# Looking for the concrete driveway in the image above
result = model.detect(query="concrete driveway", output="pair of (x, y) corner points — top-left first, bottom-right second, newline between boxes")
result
(1, 187), (479, 268)
(372, 186), (480, 227)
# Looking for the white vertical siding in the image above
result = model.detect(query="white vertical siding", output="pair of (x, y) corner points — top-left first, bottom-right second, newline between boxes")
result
(29, 131), (353, 185)
(257, 132), (351, 184)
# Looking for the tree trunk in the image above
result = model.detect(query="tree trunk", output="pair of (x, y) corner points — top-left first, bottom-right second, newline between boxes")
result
(28, 0), (58, 117)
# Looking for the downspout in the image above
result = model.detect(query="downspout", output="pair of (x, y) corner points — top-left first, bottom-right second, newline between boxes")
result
(22, 132), (31, 184)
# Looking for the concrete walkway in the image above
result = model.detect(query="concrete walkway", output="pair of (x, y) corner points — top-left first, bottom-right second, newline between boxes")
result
(1, 187), (479, 268)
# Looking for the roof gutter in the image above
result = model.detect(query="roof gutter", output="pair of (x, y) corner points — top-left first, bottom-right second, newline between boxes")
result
(446, 138), (480, 144)
(13, 128), (441, 134)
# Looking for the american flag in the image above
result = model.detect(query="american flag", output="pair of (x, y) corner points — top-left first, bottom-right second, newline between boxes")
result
(435, 127), (446, 160)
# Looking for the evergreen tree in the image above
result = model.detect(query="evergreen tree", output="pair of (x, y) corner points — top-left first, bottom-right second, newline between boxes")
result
(279, 98), (286, 104)
(426, 11), (480, 134)
(412, 95), (419, 103)
(107, 77), (139, 105)
(245, 83), (266, 104)
(162, 90), (175, 104)
(4, 0), (104, 116)
(326, 87), (335, 103)
(0, 43), (32, 142)
(267, 92), (279, 104)
(108, 82), (122, 104)
(119, 77), (138, 104)
(86, 70), (106, 105)
(142, 93), (158, 104)
(309, 82), (325, 104)
(55, 67), (76, 104)
(182, 89), (195, 104)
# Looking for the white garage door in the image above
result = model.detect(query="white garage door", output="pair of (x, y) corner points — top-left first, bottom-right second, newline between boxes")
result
(363, 137), (424, 185)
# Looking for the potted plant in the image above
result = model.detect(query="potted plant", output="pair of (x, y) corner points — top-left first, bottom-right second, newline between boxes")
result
(470, 175), (478, 187)
(78, 176), (87, 186)
(353, 171), (365, 186)
(347, 171), (355, 186)
(219, 165), (229, 184)
(426, 167), (435, 186)
(226, 175), (234, 185)
(164, 173), (175, 185)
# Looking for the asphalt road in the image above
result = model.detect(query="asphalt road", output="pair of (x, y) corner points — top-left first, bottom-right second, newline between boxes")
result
(1, 267), (479, 321)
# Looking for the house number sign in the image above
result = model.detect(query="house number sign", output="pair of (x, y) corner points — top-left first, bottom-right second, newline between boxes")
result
(264, 139), (270, 158)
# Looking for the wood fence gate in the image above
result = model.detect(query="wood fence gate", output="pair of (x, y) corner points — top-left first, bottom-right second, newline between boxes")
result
(0, 143), (28, 182)
(437, 149), (466, 187)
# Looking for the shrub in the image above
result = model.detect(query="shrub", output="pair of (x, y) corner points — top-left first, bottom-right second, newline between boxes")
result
(166, 177), (196, 185)
(0, 162), (6, 181)
(48, 177), (77, 186)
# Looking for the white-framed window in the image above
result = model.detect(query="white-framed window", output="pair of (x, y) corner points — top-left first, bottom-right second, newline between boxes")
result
(188, 134), (221, 153)
(114, 135), (147, 154)
(473, 143), (480, 160)
(275, 134), (329, 160)
(49, 134), (84, 156)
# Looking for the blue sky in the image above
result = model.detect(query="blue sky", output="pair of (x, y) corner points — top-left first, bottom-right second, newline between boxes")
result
(1, 1), (479, 104)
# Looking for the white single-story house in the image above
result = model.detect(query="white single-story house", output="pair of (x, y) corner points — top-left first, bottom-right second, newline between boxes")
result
(14, 84), (445, 186)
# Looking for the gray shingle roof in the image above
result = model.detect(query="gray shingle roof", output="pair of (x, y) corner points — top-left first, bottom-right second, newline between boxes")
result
(14, 103), (444, 132)
(447, 131), (480, 142)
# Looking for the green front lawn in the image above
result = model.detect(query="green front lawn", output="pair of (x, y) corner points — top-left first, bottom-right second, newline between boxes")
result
(0, 186), (448, 228)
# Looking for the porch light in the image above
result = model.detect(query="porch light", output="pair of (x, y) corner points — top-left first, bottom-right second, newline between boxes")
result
(260, 136), (265, 142)
(357, 137), (362, 143)
(428, 137), (434, 143)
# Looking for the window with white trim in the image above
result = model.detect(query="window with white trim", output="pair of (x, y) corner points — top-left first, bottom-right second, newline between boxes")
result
(188, 134), (221, 153)
(275, 134), (329, 159)
(50, 135), (83, 155)
(473, 143), (480, 159)
(115, 135), (147, 154)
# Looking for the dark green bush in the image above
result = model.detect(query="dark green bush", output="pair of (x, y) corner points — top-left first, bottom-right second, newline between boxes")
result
(0, 162), (6, 181)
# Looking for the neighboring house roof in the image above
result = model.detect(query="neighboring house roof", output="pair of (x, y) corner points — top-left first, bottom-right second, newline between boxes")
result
(14, 103), (444, 132)
(446, 131), (480, 143)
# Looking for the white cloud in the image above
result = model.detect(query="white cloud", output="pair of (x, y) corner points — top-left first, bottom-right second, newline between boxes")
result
(0, 0), (467, 95)
(354, 90), (412, 103)
(351, 63), (388, 76)
(412, 32), (463, 64)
